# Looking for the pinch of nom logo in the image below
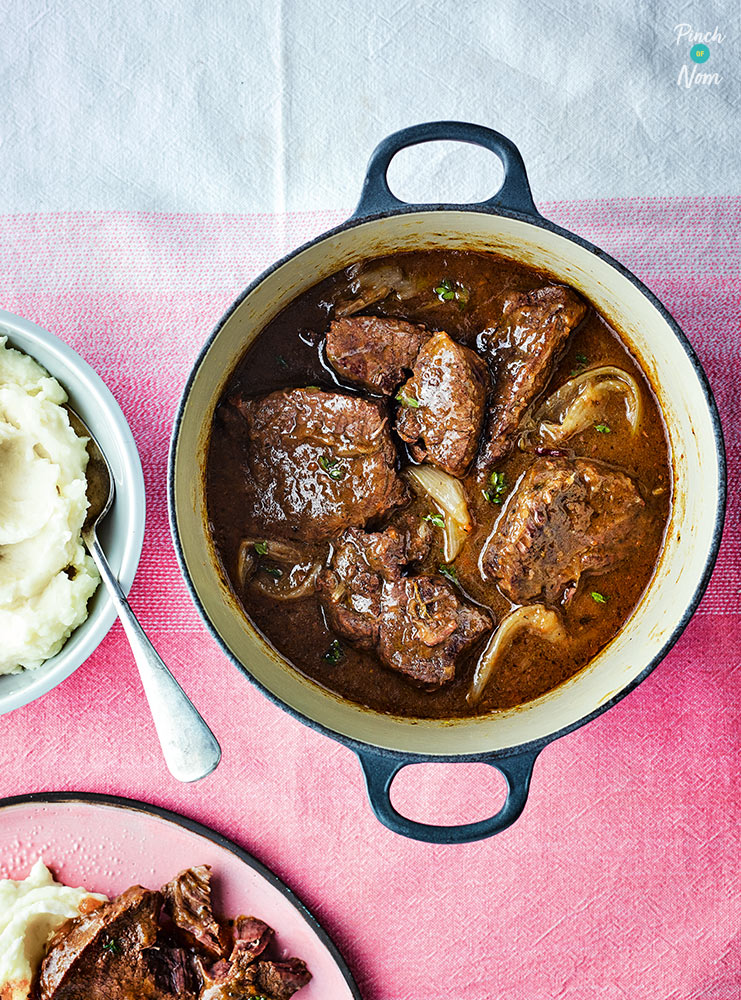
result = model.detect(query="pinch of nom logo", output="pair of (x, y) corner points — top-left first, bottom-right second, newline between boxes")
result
(674, 23), (723, 88)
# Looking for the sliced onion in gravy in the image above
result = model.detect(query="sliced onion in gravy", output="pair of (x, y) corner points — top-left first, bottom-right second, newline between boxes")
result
(468, 604), (566, 706)
(251, 560), (323, 601)
(237, 537), (321, 600)
(523, 365), (642, 446)
(404, 465), (472, 561)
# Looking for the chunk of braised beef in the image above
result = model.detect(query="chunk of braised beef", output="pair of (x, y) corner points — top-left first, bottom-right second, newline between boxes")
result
(200, 953), (311, 1000)
(385, 506), (434, 565)
(377, 575), (492, 686)
(143, 943), (201, 997)
(37, 886), (195, 1000)
(195, 957), (232, 990)
(483, 456), (646, 606)
(162, 865), (229, 960)
(230, 388), (406, 542)
(476, 286), (587, 470)
(229, 915), (274, 962)
(253, 959), (313, 999)
(395, 331), (489, 477)
(318, 526), (492, 686)
(316, 526), (404, 650)
(326, 315), (431, 394)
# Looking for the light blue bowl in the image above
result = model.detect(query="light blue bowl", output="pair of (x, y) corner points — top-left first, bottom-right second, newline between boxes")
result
(0, 310), (145, 714)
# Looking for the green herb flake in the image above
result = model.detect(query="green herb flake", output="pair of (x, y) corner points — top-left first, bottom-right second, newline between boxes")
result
(423, 512), (445, 528)
(324, 639), (344, 664)
(483, 471), (508, 505)
(102, 937), (122, 955)
(434, 278), (456, 301)
(262, 566), (283, 579)
(434, 277), (469, 309)
(319, 455), (344, 480)
(570, 352), (589, 375)
(254, 541), (269, 555)
(594, 423), (612, 434)
(396, 390), (420, 409)
(439, 563), (458, 583)
(591, 591), (608, 604)
(277, 354), (288, 369)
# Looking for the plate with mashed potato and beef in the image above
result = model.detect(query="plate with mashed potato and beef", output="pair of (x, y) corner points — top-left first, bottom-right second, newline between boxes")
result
(0, 310), (145, 714)
(0, 792), (361, 1000)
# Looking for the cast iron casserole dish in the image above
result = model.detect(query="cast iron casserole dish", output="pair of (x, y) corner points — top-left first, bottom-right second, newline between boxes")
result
(169, 122), (726, 843)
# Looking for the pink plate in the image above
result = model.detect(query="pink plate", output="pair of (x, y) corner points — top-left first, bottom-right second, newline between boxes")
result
(0, 793), (360, 1000)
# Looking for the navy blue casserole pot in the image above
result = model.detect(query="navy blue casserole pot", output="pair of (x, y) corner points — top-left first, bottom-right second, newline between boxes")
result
(169, 122), (725, 843)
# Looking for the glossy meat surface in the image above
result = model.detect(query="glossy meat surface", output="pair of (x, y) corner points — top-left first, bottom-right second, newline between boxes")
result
(37, 868), (312, 1000)
(477, 286), (587, 470)
(229, 915), (273, 962)
(200, 954), (311, 1000)
(318, 526), (491, 686)
(317, 527), (406, 650)
(231, 387), (405, 542)
(483, 456), (646, 606)
(326, 315), (430, 394)
(37, 885), (194, 1000)
(395, 331), (489, 476)
(377, 574), (492, 686)
(162, 866), (227, 960)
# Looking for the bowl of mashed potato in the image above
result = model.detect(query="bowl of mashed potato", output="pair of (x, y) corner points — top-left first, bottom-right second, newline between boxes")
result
(0, 310), (145, 714)
(0, 860), (107, 1000)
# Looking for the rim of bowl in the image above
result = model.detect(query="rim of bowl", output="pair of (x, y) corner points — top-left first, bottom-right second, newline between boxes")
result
(0, 310), (146, 714)
(168, 203), (727, 761)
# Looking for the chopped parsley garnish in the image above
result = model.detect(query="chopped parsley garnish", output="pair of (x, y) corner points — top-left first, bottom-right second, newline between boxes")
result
(434, 278), (469, 309)
(591, 591), (608, 604)
(254, 541), (269, 555)
(434, 278), (456, 301)
(483, 471), (508, 505)
(423, 513), (445, 528)
(324, 639), (344, 664)
(277, 354), (288, 368)
(594, 423), (612, 434)
(319, 455), (344, 480)
(262, 566), (283, 579)
(571, 352), (589, 374)
(102, 937), (121, 955)
(396, 389), (420, 408)
(439, 563), (458, 583)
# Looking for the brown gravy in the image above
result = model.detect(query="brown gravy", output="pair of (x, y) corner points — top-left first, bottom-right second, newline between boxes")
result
(206, 250), (671, 718)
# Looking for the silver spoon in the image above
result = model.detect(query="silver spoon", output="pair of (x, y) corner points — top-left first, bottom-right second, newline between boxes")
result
(66, 406), (222, 783)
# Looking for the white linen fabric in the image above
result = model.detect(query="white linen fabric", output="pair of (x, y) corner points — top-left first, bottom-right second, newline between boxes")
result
(0, 0), (737, 213)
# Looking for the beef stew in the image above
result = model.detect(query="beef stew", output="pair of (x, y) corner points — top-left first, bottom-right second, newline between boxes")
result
(205, 250), (671, 718)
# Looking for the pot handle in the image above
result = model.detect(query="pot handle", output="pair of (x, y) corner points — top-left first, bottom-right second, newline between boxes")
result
(356, 746), (540, 844)
(352, 121), (539, 220)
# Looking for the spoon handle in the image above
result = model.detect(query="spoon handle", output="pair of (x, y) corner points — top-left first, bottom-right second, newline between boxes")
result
(86, 534), (222, 783)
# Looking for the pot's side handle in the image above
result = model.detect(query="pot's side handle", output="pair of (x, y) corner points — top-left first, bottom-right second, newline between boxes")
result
(352, 121), (540, 220)
(356, 747), (540, 844)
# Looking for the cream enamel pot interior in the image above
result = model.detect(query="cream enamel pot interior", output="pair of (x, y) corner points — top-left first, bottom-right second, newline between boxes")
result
(169, 122), (726, 843)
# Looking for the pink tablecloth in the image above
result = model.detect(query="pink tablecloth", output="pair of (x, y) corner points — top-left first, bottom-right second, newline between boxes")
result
(0, 198), (738, 999)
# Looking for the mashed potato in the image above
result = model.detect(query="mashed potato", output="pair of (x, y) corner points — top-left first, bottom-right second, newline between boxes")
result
(0, 336), (100, 673)
(0, 859), (107, 1000)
